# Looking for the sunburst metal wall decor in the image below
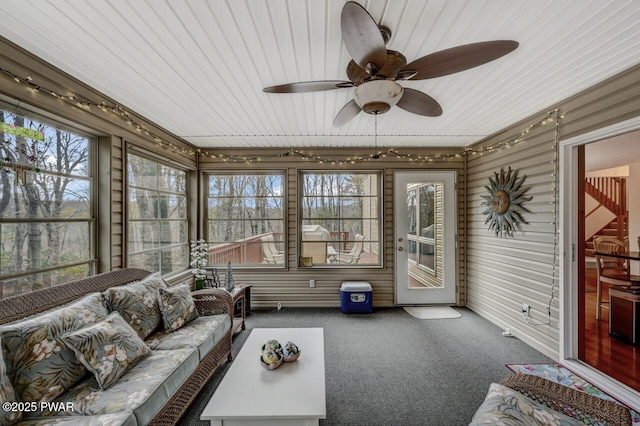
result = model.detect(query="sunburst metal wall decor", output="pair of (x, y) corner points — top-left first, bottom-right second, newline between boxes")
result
(480, 167), (532, 238)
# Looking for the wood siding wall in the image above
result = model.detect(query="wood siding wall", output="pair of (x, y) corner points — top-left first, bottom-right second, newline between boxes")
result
(10, 35), (639, 332)
(465, 63), (640, 359)
(0, 37), (197, 278)
(200, 150), (465, 309)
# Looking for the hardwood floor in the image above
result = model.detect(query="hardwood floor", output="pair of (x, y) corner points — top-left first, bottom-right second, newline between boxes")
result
(583, 269), (639, 391)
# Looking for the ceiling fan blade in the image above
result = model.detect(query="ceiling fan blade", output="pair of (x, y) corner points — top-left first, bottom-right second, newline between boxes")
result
(395, 70), (418, 80)
(403, 40), (519, 80)
(263, 81), (354, 93)
(341, 1), (386, 72)
(333, 99), (361, 128)
(396, 88), (443, 116)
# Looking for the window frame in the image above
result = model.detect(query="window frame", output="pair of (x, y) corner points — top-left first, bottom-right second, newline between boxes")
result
(298, 170), (383, 268)
(0, 102), (97, 297)
(125, 149), (190, 276)
(204, 170), (287, 269)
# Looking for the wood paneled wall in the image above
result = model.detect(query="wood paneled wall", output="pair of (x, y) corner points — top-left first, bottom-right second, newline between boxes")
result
(0, 37), (197, 277)
(465, 63), (640, 360)
(8, 32), (639, 329)
(200, 149), (465, 308)
(110, 137), (125, 269)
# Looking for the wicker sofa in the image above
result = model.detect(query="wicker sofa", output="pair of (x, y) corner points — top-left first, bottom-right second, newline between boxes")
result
(0, 268), (234, 426)
(470, 374), (632, 425)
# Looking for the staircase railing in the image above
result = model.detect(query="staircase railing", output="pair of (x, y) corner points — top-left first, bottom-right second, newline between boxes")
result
(585, 177), (626, 216)
(585, 176), (628, 241)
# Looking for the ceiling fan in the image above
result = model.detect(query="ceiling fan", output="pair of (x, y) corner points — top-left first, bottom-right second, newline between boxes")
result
(263, 1), (518, 127)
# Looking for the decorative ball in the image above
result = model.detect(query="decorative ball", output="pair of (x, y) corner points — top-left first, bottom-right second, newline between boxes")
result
(260, 349), (283, 370)
(261, 349), (282, 365)
(262, 339), (281, 352)
(281, 341), (301, 362)
(281, 341), (299, 356)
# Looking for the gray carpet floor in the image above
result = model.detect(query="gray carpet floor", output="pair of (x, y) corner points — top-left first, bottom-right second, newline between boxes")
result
(179, 307), (552, 425)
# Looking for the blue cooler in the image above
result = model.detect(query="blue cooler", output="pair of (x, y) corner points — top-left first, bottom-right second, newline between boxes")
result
(340, 282), (373, 313)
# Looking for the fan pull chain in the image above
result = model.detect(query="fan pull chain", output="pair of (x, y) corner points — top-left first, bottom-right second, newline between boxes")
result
(372, 113), (380, 159)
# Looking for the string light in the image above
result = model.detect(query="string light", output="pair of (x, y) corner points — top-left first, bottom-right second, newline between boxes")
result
(186, 110), (559, 163)
(525, 108), (562, 328)
(0, 67), (196, 157)
(200, 108), (559, 165)
(2, 66), (560, 165)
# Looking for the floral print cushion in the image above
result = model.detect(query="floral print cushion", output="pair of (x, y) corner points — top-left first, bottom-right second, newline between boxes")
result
(470, 382), (584, 426)
(15, 412), (136, 426)
(29, 349), (197, 426)
(157, 285), (199, 332)
(146, 315), (230, 360)
(59, 312), (151, 390)
(103, 273), (167, 339)
(1, 337), (22, 426)
(0, 292), (109, 403)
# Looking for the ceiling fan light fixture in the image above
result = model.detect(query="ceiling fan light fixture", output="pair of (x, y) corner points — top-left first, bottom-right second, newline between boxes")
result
(354, 80), (404, 115)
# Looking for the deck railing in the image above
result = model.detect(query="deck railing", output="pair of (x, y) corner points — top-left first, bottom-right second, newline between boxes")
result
(207, 231), (352, 265)
(207, 233), (285, 265)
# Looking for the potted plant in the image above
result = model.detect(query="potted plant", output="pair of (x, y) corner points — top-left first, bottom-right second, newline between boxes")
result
(190, 239), (208, 290)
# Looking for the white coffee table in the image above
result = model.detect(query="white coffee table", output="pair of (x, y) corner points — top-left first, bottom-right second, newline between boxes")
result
(200, 327), (326, 426)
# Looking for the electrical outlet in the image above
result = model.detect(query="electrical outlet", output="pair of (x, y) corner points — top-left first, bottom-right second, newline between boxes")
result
(310, 279), (315, 288)
(522, 303), (530, 317)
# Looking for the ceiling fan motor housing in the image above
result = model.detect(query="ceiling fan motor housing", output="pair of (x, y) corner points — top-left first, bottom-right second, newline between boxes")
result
(346, 49), (407, 84)
(263, 1), (519, 125)
(354, 80), (404, 114)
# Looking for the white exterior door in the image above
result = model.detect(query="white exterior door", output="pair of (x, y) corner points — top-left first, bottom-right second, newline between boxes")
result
(395, 171), (457, 305)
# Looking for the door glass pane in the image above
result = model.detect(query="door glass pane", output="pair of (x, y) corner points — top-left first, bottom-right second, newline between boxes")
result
(419, 243), (435, 270)
(408, 240), (417, 263)
(408, 189), (417, 236)
(407, 182), (441, 287)
(419, 184), (435, 234)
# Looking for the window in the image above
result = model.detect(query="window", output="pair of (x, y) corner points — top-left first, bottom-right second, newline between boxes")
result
(0, 107), (94, 298)
(408, 183), (436, 272)
(206, 173), (285, 267)
(127, 153), (188, 275)
(300, 172), (381, 266)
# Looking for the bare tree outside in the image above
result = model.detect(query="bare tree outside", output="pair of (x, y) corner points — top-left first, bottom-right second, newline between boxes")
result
(207, 173), (284, 266)
(127, 153), (188, 275)
(0, 109), (92, 299)
(206, 171), (380, 267)
(301, 172), (381, 266)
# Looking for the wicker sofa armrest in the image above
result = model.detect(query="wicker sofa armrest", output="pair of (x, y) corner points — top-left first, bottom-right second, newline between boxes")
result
(191, 288), (234, 320)
(499, 374), (632, 426)
(0, 268), (151, 325)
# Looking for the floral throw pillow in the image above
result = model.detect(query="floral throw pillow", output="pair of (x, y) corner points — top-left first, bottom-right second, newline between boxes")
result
(470, 382), (583, 426)
(157, 284), (199, 332)
(0, 292), (108, 403)
(103, 272), (167, 340)
(59, 311), (150, 390)
(1, 337), (22, 426)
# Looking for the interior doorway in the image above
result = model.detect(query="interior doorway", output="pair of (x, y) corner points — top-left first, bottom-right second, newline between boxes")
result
(560, 117), (640, 409)
(580, 132), (640, 391)
(394, 171), (456, 305)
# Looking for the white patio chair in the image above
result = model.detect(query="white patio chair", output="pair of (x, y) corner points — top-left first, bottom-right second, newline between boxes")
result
(335, 234), (365, 264)
(261, 235), (284, 264)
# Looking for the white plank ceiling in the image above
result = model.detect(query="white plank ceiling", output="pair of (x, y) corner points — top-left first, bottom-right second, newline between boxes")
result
(1, 0), (639, 148)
